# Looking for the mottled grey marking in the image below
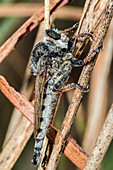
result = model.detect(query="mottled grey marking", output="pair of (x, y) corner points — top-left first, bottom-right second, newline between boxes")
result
(31, 30), (74, 166)
(31, 27), (102, 166)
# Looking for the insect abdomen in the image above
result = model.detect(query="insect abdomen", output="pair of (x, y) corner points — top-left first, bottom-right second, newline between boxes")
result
(32, 84), (59, 166)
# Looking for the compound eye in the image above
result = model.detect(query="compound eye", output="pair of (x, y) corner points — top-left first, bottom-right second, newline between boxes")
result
(46, 29), (61, 40)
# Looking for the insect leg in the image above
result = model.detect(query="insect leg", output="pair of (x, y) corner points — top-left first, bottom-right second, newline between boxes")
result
(67, 32), (93, 53)
(70, 44), (103, 67)
(83, 44), (103, 64)
(52, 62), (72, 92)
(61, 22), (79, 33)
(68, 45), (103, 92)
(72, 32), (93, 41)
(53, 83), (76, 93)
(54, 82), (89, 93)
(52, 62), (87, 93)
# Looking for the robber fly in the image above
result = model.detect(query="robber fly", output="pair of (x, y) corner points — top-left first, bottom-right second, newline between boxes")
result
(31, 23), (102, 166)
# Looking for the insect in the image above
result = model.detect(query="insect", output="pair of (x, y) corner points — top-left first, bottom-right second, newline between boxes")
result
(31, 24), (102, 166)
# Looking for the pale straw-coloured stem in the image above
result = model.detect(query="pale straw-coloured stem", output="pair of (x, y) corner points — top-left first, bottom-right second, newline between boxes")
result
(83, 103), (113, 170)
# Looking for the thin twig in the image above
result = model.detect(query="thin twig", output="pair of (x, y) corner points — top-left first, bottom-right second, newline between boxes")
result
(0, 75), (89, 169)
(44, 0), (50, 32)
(0, 3), (82, 20)
(83, 103), (113, 170)
(0, 76), (34, 122)
(37, 0), (50, 169)
(0, 3), (43, 17)
(0, 0), (70, 63)
(46, 1), (113, 169)
(0, 117), (33, 170)
(0, 76), (33, 169)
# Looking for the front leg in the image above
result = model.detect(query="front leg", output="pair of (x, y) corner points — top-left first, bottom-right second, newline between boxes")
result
(61, 22), (79, 34)
(53, 45), (103, 93)
(70, 45), (103, 67)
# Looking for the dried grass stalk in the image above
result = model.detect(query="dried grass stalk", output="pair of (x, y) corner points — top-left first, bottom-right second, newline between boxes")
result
(46, 1), (113, 169)
(3, 22), (44, 146)
(83, 103), (113, 170)
(0, 76), (89, 169)
(37, 1), (50, 169)
(0, 3), (82, 20)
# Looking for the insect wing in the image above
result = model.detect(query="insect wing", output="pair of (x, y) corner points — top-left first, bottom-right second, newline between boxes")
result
(34, 67), (48, 138)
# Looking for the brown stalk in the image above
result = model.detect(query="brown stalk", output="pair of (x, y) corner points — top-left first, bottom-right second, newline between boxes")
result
(46, 0), (113, 169)
(37, 1), (51, 169)
(0, 3), (82, 20)
(3, 22), (45, 146)
(83, 103), (113, 169)
(0, 75), (88, 169)
(0, 76), (34, 170)
(0, 3), (43, 17)
(1, 21), (46, 169)
(0, 117), (33, 170)
(0, 0), (70, 63)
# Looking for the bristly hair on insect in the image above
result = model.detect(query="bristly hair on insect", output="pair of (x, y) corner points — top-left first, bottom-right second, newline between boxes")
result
(31, 23), (103, 166)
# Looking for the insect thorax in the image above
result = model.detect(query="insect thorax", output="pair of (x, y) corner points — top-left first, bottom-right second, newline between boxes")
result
(31, 30), (74, 76)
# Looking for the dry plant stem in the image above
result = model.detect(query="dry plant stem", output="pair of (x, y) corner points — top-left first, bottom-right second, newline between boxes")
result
(3, 109), (22, 146)
(3, 23), (44, 146)
(0, 117), (33, 170)
(37, 1), (51, 169)
(46, 1), (113, 169)
(3, 55), (34, 146)
(74, 0), (112, 59)
(44, 0), (50, 32)
(0, 3), (43, 17)
(0, 3), (82, 20)
(0, 76), (88, 169)
(83, 21), (113, 154)
(2, 22), (44, 167)
(0, 0), (70, 63)
(83, 103), (113, 170)
(3, 22), (44, 146)
(0, 76), (34, 123)
(0, 76), (34, 169)
(47, 125), (89, 169)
